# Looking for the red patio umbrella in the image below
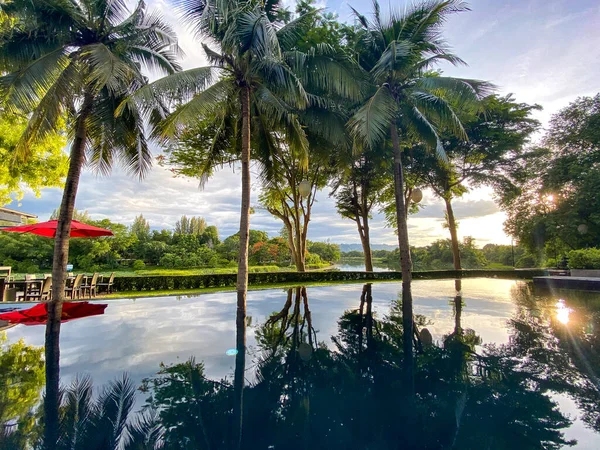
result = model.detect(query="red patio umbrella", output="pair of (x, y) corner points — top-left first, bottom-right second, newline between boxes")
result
(1, 220), (113, 238)
(0, 302), (107, 325)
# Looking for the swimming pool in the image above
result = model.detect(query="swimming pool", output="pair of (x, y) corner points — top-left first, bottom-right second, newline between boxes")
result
(2, 278), (599, 449)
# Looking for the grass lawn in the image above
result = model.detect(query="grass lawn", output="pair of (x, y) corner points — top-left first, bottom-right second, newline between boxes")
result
(12, 264), (334, 279)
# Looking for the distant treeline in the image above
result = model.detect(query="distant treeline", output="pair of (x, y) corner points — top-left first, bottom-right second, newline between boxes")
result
(0, 211), (340, 273)
(341, 237), (535, 270)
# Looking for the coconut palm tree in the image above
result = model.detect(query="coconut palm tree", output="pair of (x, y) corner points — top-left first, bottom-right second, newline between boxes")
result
(0, 1), (180, 447)
(125, 2), (358, 444)
(348, 0), (492, 389)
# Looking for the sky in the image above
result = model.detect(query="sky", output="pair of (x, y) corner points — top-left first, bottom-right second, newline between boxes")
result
(11, 0), (600, 247)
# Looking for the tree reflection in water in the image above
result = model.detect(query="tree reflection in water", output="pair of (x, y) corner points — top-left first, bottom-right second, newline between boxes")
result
(4, 283), (600, 449)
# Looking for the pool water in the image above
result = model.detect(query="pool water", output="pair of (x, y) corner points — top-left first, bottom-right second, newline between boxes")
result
(2, 278), (600, 449)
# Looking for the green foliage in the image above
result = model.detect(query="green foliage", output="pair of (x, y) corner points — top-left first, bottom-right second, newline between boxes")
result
(110, 269), (545, 293)
(373, 239), (535, 271)
(342, 250), (364, 258)
(174, 216), (207, 236)
(132, 260), (146, 271)
(0, 333), (45, 424)
(504, 94), (600, 254)
(130, 215), (151, 242)
(0, 109), (68, 205)
(567, 248), (600, 270)
(140, 358), (232, 449)
(307, 241), (341, 263)
(409, 237), (487, 270)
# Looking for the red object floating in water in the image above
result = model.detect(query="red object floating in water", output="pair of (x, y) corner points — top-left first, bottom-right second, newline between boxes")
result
(1, 220), (113, 238)
(0, 302), (107, 325)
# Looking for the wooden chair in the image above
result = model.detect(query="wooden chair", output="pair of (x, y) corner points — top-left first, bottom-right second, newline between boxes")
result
(0, 267), (11, 279)
(65, 274), (84, 300)
(27, 277), (52, 302)
(81, 273), (99, 299)
(1, 278), (17, 302)
(97, 272), (115, 294)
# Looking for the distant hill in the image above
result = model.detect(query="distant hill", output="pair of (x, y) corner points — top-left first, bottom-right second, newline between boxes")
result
(339, 243), (397, 253)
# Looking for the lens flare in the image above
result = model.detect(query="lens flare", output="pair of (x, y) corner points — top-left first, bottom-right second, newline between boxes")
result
(226, 349), (238, 356)
(555, 299), (572, 325)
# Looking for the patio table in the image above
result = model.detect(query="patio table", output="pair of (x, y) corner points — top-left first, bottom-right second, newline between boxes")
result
(6, 279), (43, 302)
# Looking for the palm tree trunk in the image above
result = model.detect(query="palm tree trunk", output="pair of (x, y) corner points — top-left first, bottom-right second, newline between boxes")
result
(44, 93), (94, 450)
(444, 196), (462, 270)
(390, 123), (414, 393)
(233, 85), (251, 450)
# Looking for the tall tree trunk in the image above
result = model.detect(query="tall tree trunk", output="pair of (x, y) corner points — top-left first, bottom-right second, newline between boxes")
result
(45, 93), (93, 450)
(444, 196), (462, 270)
(360, 180), (374, 272)
(233, 86), (251, 450)
(390, 124), (414, 393)
(359, 213), (374, 272)
(294, 204), (306, 272)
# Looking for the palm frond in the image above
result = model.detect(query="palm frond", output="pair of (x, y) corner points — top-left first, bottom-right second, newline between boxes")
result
(116, 66), (217, 119)
(58, 375), (95, 449)
(276, 8), (318, 50)
(0, 46), (70, 112)
(252, 57), (308, 108)
(370, 39), (413, 82)
(232, 6), (281, 59)
(288, 44), (364, 102)
(399, 103), (447, 161)
(87, 374), (136, 447)
(123, 409), (165, 450)
(409, 90), (467, 139)
(349, 85), (397, 149)
(155, 77), (235, 139)
(416, 76), (494, 102)
(14, 61), (78, 159)
(81, 43), (138, 94)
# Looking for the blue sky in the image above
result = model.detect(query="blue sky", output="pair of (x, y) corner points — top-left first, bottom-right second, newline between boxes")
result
(11, 0), (600, 246)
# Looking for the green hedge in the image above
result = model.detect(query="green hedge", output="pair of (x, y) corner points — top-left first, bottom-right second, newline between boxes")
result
(568, 248), (600, 269)
(112, 269), (546, 292)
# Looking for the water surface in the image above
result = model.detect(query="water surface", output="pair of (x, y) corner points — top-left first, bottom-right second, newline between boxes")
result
(2, 278), (600, 449)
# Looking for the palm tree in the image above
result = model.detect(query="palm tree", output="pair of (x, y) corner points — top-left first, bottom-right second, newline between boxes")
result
(0, 1), (180, 447)
(126, 2), (358, 444)
(348, 0), (492, 389)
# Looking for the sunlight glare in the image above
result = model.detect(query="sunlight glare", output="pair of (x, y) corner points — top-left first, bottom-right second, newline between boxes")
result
(555, 299), (572, 325)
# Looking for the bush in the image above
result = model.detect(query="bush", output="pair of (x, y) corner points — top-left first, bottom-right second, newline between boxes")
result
(515, 254), (537, 268)
(111, 269), (546, 292)
(567, 248), (600, 269)
(132, 260), (146, 271)
(305, 253), (322, 265)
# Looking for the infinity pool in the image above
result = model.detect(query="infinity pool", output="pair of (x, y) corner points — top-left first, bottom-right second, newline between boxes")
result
(2, 278), (600, 449)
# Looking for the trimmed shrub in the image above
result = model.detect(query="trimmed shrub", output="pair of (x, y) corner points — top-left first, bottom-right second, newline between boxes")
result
(111, 269), (546, 293)
(568, 248), (600, 269)
(132, 260), (146, 271)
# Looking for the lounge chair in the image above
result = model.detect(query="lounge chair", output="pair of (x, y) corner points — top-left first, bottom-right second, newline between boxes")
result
(65, 274), (84, 300)
(97, 272), (115, 294)
(81, 273), (99, 299)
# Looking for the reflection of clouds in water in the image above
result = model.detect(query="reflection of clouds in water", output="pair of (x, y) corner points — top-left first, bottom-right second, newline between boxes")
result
(5, 279), (521, 389)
